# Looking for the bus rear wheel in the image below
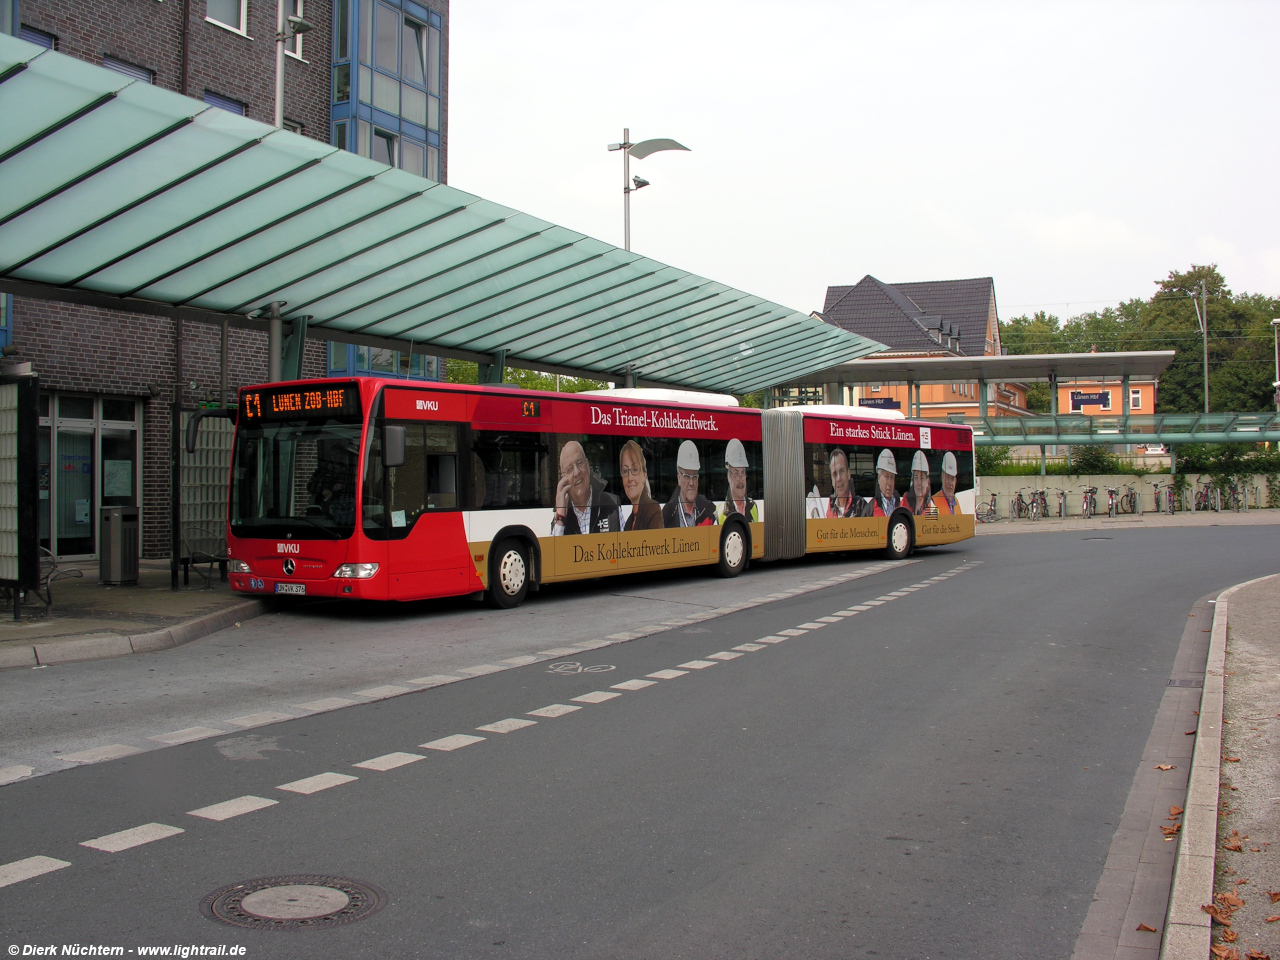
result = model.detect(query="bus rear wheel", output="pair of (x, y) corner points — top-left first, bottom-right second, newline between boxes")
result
(884, 513), (913, 561)
(486, 538), (530, 608)
(717, 521), (749, 578)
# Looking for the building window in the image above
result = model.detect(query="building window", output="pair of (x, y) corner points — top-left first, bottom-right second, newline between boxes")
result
(371, 127), (396, 166)
(102, 55), (154, 83)
(328, 342), (443, 381)
(283, 119), (303, 134)
(427, 145), (439, 181)
(870, 383), (880, 393)
(206, 0), (246, 32)
(1130, 388), (1142, 411)
(334, 0), (350, 59)
(0, 294), (10, 349)
(285, 0), (305, 58)
(1100, 390), (1112, 411)
(333, 63), (351, 103)
(333, 120), (348, 151)
(203, 90), (246, 115)
(19, 25), (57, 49)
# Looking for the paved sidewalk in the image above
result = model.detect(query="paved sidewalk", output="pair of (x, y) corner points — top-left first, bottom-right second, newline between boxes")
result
(0, 559), (264, 669)
(976, 507), (1280, 536)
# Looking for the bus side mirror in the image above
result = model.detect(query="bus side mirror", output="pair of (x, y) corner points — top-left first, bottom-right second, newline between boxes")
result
(185, 407), (238, 454)
(383, 425), (406, 468)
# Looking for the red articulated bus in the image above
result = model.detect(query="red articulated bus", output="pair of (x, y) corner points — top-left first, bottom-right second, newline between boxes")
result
(205, 378), (974, 607)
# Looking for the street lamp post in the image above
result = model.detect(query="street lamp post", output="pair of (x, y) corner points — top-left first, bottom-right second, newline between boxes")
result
(1271, 318), (1280, 413)
(1190, 280), (1210, 413)
(274, 0), (313, 128)
(607, 129), (690, 251)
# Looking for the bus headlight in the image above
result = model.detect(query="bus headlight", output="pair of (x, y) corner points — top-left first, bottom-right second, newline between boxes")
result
(333, 563), (380, 579)
(229, 560), (251, 574)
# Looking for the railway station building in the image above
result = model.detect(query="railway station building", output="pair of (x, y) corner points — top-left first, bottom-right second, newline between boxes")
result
(2, 0), (449, 560)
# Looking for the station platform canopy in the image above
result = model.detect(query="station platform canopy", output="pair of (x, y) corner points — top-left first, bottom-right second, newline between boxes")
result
(778, 350), (1177, 387)
(0, 34), (885, 395)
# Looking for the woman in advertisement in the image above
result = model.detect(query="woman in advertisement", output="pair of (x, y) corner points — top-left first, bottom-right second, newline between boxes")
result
(902, 450), (935, 516)
(619, 439), (664, 531)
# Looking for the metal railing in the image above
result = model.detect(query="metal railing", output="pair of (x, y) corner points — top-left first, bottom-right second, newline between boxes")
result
(947, 412), (1280, 446)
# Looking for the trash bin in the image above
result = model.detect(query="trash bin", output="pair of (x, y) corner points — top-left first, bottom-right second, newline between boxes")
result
(100, 506), (139, 585)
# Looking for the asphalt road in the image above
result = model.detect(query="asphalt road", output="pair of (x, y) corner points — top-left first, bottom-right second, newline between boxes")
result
(3, 527), (1278, 959)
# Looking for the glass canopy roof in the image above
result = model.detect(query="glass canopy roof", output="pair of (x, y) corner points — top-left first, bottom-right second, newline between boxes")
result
(0, 35), (884, 394)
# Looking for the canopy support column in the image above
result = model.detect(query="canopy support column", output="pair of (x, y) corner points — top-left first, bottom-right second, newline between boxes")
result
(170, 315), (183, 591)
(220, 316), (229, 407)
(1040, 445), (1046, 477)
(267, 301), (283, 383)
(478, 349), (507, 385)
(1049, 374), (1058, 456)
(978, 379), (988, 419)
(824, 380), (839, 405)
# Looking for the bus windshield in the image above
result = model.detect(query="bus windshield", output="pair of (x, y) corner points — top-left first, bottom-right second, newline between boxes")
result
(231, 414), (364, 540)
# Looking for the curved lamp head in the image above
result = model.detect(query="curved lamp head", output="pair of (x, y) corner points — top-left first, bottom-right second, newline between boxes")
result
(628, 138), (690, 160)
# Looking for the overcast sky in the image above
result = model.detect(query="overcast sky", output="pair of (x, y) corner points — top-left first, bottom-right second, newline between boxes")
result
(448, 1), (1280, 324)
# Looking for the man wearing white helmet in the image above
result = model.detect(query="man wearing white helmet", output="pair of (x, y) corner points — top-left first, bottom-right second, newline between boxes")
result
(718, 438), (758, 523)
(871, 448), (899, 517)
(663, 440), (717, 528)
(932, 451), (962, 515)
(902, 449), (935, 516)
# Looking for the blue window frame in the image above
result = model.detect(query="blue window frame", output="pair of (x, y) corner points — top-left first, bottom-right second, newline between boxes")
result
(0, 294), (12, 349)
(327, 342), (445, 381)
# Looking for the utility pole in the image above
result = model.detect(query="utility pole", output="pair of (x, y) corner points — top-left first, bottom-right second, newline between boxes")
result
(1191, 279), (1209, 413)
(607, 130), (689, 252)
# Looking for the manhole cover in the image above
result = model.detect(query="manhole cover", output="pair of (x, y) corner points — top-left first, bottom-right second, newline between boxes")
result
(201, 875), (387, 930)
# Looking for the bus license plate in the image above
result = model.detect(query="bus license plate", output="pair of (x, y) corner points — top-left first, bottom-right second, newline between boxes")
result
(275, 583), (306, 595)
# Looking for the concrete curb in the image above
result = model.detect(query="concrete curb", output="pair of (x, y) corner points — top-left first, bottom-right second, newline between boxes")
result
(0, 599), (270, 670)
(1160, 573), (1280, 958)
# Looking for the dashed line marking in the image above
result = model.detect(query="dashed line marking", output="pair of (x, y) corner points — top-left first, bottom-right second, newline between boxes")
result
(0, 855), (70, 888)
(407, 675), (461, 687)
(527, 704), (581, 718)
(887, 591), (910, 597)
(0, 765), (33, 785)
(733, 643), (766, 652)
(276, 772), (358, 795)
(500, 655), (541, 666)
(706, 651), (742, 661)
(863, 600), (886, 606)
(611, 679), (657, 691)
(677, 660), (718, 670)
(188, 795), (278, 821)
(353, 752), (426, 772)
(294, 698), (358, 713)
(572, 690), (622, 703)
(81, 823), (184, 853)
(225, 711), (297, 729)
(797, 622), (826, 630)
(756, 636), (787, 644)
(538, 647), (581, 657)
(421, 734), (486, 752)
(476, 718), (538, 734)
(778, 629), (808, 637)
(817, 616), (844, 622)
(456, 665), (507, 677)
(873, 595), (896, 602)
(354, 685), (412, 699)
(149, 727), (225, 746)
(58, 744), (142, 765)
(646, 669), (688, 680)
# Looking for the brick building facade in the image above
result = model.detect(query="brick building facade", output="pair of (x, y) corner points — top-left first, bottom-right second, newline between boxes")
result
(6, 0), (448, 559)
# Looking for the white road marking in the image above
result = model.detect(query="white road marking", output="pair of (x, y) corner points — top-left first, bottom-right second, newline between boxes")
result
(732, 643), (766, 652)
(797, 622), (826, 629)
(421, 734), (486, 752)
(677, 660), (717, 670)
(149, 727), (226, 745)
(850, 604), (873, 610)
(571, 690), (622, 703)
(706, 652), (742, 661)
(294, 698), (358, 713)
(476, 718), (538, 734)
(354, 685), (411, 699)
(887, 591), (910, 597)
(225, 711), (297, 728)
(863, 600), (886, 606)
(778, 629), (808, 636)
(606, 632), (638, 640)
(755, 636), (787, 643)
(457, 665), (508, 677)
(818, 616), (844, 622)
(187, 795), (278, 821)
(57, 744), (142, 764)
(276, 772), (358, 794)
(538, 647), (582, 656)
(0, 855), (70, 888)
(874, 596), (896, 602)
(407, 675), (461, 687)
(611, 679), (657, 690)
(646, 669), (688, 680)
(81, 822), (183, 853)
(353, 752), (425, 771)
(500, 655), (541, 666)
(661, 619), (693, 626)
(0, 764), (34, 785)
(572, 639), (612, 651)
(527, 704), (581, 718)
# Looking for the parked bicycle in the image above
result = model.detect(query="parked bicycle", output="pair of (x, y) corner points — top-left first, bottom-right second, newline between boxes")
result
(1054, 487), (1068, 518)
(1080, 486), (1098, 520)
(1150, 480), (1176, 516)
(1119, 482), (1140, 516)
(1011, 488), (1029, 520)
(1104, 485), (1120, 519)
(1195, 482), (1219, 512)
(975, 491), (1000, 523)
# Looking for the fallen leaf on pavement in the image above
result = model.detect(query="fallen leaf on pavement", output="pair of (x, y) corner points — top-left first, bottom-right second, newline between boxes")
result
(1236, 879), (1250, 886)
(1266, 915), (1280, 922)
(1226, 757), (1243, 763)
(1210, 944), (1239, 960)
(1136, 923), (1158, 932)
(1187, 730), (1198, 735)
(1204, 903), (1234, 925)
(1225, 929), (1239, 942)
(1224, 839), (1245, 852)
(1156, 764), (1176, 770)
(1170, 805), (1185, 817)
(1268, 890), (1280, 904)
(1251, 848), (1262, 852)
(1162, 824), (1182, 836)
(1220, 892), (1246, 908)
(1245, 951), (1271, 960)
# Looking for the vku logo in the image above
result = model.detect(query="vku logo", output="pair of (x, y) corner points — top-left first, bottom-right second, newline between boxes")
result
(277, 543), (301, 554)
(415, 399), (439, 411)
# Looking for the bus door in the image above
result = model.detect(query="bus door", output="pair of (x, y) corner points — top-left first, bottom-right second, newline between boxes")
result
(363, 419), (471, 597)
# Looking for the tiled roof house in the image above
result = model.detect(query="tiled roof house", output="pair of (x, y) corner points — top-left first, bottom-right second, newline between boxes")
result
(819, 276), (1002, 357)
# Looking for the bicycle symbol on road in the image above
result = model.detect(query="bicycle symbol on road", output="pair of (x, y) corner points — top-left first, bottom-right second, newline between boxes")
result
(546, 661), (616, 675)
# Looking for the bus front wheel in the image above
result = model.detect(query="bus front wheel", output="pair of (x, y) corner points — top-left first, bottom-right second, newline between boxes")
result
(884, 513), (913, 561)
(717, 521), (749, 578)
(486, 538), (530, 608)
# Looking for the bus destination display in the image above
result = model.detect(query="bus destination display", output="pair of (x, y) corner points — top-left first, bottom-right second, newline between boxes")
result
(242, 385), (361, 421)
